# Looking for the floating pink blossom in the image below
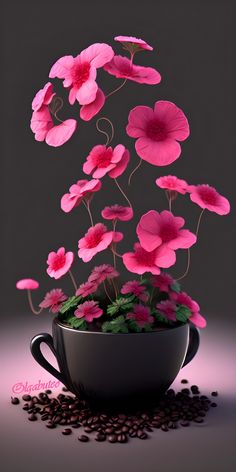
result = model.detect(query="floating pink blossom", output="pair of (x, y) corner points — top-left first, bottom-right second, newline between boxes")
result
(74, 300), (103, 322)
(49, 43), (114, 106)
(151, 273), (174, 292)
(114, 36), (153, 51)
(39, 288), (67, 313)
(30, 106), (77, 147)
(123, 242), (176, 275)
(83, 144), (129, 179)
(101, 204), (133, 221)
(78, 224), (114, 262)
(156, 300), (176, 321)
(188, 184), (230, 215)
(126, 101), (190, 166)
(171, 291), (206, 328)
(47, 247), (74, 279)
(121, 280), (149, 302)
(88, 264), (119, 285)
(32, 82), (55, 111)
(16, 279), (39, 290)
(156, 175), (188, 195)
(76, 281), (98, 297)
(137, 210), (196, 253)
(104, 56), (161, 84)
(80, 88), (105, 121)
(61, 179), (101, 213)
(126, 304), (154, 328)
(112, 231), (123, 243)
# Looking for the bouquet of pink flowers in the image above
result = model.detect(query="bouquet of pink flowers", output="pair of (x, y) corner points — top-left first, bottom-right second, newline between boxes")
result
(17, 36), (230, 333)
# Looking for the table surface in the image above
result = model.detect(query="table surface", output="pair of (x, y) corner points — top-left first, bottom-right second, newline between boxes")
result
(1, 316), (236, 472)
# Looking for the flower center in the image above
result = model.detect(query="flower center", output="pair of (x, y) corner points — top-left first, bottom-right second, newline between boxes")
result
(92, 148), (113, 168)
(51, 255), (66, 271)
(86, 227), (105, 248)
(159, 223), (178, 242)
(136, 246), (156, 266)
(72, 62), (90, 88)
(146, 119), (166, 141)
(198, 186), (218, 205)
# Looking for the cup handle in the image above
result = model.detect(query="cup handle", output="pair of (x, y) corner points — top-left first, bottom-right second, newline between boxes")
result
(182, 325), (200, 367)
(30, 333), (65, 384)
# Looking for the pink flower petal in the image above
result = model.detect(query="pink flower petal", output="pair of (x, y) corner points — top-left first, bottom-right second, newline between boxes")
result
(16, 279), (39, 290)
(108, 149), (130, 178)
(135, 137), (181, 166)
(79, 43), (114, 68)
(154, 101), (190, 141)
(45, 119), (77, 147)
(126, 106), (155, 138)
(32, 82), (55, 111)
(189, 312), (207, 328)
(80, 88), (105, 121)
(76, 78), (98, 105)
(49, 55), (74, 81)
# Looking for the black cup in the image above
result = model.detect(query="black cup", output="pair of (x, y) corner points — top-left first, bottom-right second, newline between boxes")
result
(30, 317), (199, 405)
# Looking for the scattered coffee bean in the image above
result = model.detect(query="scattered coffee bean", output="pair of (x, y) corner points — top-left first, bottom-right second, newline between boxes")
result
(211, 402), (218, 407)
(117, 434), (127, 443)
(137, 430), (147, 439)
(28, 414), (37, 421)
(180, 420), (190, 427)
(161, 424), (169, 432)
(211, 391), (218, 397)
(11, 397), (20, 405)
(22, 394), (31, 401)
(181, 379), (189, 384)
(45, 390), (52, 394)
(194, 417), (204, 423)
(78, 434), (89, 442)
(62, 428), (72, 435)
(46, 421), (56, 429)
(95, 433), (106, 442)
(62, 387), (69, 392)
(108, 434), (117, 443)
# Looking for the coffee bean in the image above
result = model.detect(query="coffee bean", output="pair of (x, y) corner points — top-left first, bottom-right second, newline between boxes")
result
(181, 388), (190, 395)
(41, 414), (49, 421)
(11, 397), (20, 405)
(194, 417), (204, 423)
(72, 424), (80, 429)
(28, 414), (37, 421)
(211, 402), (218, 407)
(62, 387), (69, 392)
(211, 391), (218, 397)
(117, 434), (127, 443)
(78, 434), (89, 442)
(22, 394), (31, 401)
(22, 403), (29, 410)
(108, 434), (117, 443)
(129, 429), (137, 437)
(181, 379), (189, 384)
(45, 390), (52, 394)
(95, 433), (106, 442)
(46, 421), (56, 429)
(161, 424), (169, 432)
(105, 427), (114, 434)
(84, 426), (93, 433)
(180, 420), (190, 427)
(62, 428), (72, 435)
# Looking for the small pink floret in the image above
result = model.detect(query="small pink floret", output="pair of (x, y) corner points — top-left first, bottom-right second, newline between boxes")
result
(16, 279), (39, 290)
(101, 204), (133, 221)
(126, 304), (154, 328)
(188, 184), (230, 215)
(74, 300), (103, 323)
(46, 247), (74, 280)
(156, 175), (188, 195)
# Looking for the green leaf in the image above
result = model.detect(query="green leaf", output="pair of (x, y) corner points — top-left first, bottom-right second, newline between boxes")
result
(171, 282), (181, 293)
(106, 296), (135, 317)
(67, 316), (87, 330)
(143, 324), (153, 332)
(127, 320), (142, 333)
(102, 315), (129, 333)
(59, 296), (82, 314)
(154, 311), (172, 324)
(176, 304), (191, 323)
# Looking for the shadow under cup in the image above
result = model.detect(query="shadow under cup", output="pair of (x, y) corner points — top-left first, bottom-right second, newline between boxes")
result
(30, 317), (199, 408)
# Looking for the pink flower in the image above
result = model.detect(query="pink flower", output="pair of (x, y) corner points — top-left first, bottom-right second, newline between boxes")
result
(80, 88), (105, 121)
(39, 288), (67, 313)
(137, 210), (196, 253)
(49, 43), (114, 106)
(104, 56), (161, 84)
(74, 300), (103, 323)
(101, 205), (133, 221)
(83, 144), (130, 179)
(61, 179), (101, 213)
(156, 175), (188, 195)
(47, 247), (74, 279)
(121, 280), (149, 302)
(123, 242), (176, 275)
(78, 224), (114, 262)
(156, 300), (176, 321)
(16, 279), (39, 290)
(32, 82), (55, 111)
(126, 100), (190, 166)
(112, 231), (123, 243)
(114, 36), (153, 52)
(151, 273), (174, 292)
(171, 291), (206, 328)
(30, 106), (77, 147)
(126, 304), (154, 328)
(188, 184), (230, 215)
(76, 281), (98, 297)
(88, 264), (119, 285)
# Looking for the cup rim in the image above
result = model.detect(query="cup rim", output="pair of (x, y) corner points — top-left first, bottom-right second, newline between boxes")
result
(54, 316), (189, 336)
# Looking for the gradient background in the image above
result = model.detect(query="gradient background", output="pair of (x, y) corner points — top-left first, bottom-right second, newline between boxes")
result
(1, 0), (236, 471)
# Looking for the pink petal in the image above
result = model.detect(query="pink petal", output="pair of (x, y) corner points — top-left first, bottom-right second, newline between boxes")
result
(154, 101), (190, 141)
(189, 312), (207, 328)
(137, 211), (162, 252)
(49, 55), (74, 80)
(76, 78), (98, 105)
(80, 88), (105, 121)
(109, 149), (130, 178)
(61, 194), (81, 213)
(155, 245), (176, 268)
(45, 119), (77, 147)
(16, 278), (39, 290)
(126, 106), (154, 138)
(79, 43), (114, 68)
(135, 137), (181, 166)
(167, 229), (197, 250)
(30, 106), (54, 141)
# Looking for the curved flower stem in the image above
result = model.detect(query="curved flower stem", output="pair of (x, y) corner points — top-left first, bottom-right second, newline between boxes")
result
(114, 178), (133, 210)
(112, 221), (117, 268)
(169, 198), (172, 212)
(49, 97), (64, 123)
(103, 281), (113, 303)
(69, 270), (78, 291)
(105, 79), (127, 99)
(176, 248), (191, 282)
(196, 209), (205, 237)
(128, 158), (142, 185)
(27, 290), (43, 315)
(110, 247), (123, 259)
(82, 200), (94, 226)
(110, 278), (118, 298)
(96, 117), (114, 145)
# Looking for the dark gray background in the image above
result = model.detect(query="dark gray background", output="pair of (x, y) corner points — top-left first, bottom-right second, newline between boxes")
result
(1, 0), (235, 320)
(1, 2), (236, 471)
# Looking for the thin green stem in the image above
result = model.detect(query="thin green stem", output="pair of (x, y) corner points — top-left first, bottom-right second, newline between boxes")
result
(96, 116), (114, 145)
(114, 179), (133, 209)
(69, 270), (78, 291)
(82, 200), (94, 226)
(105, 79), (127, 99)
(128, 158), (142, 185)
(176, 249), (191, 282)
(103, 281), (113, 303)
(27, 290), (43, 315)
(196, 209), (205, 237)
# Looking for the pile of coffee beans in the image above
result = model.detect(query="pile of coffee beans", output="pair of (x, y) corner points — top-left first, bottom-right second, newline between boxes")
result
(11, 380), (218, 444)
